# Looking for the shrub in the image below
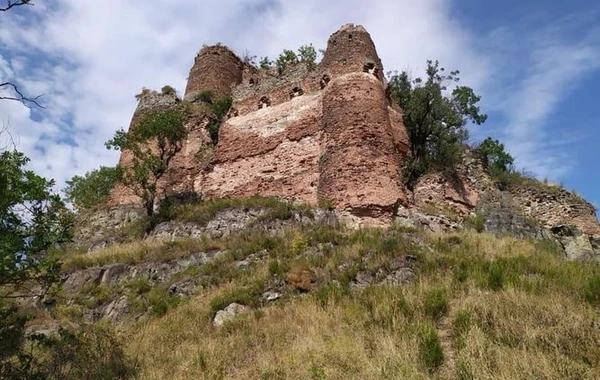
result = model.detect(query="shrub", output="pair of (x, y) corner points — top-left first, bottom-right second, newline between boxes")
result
(475, 137), (514, 177)
(206, 96), (233, 145)
(275, 49), (298, 75)
(161, 85), (176, 96)
(298, 44), (317, 70)
(487, 260), (506, 291)
(64, 166), (119, 211)
(423, 288), (449, 321)
(584, 274), (600, 306)
(0, 315), (137, 380)
(452, 310), (472, 349)
(209, 282), (264, 315)
(464, 213), (485, 233)
(259, 56), (272, 69)
(418, 323), (444, 373)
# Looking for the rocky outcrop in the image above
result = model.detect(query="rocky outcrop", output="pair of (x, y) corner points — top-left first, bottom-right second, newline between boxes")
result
(410, 153), (600, 260)
(104, 23), (600, 253)
(61, 250), (227, 322)
(73, 204), (337, 252)
(213, 303), (251, 327)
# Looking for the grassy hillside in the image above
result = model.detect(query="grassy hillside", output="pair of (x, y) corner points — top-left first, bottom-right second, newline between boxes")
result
(95, 225), (599, 379)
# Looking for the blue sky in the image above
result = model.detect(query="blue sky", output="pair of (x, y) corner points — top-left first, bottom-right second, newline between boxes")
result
(0, 0), (598, 207)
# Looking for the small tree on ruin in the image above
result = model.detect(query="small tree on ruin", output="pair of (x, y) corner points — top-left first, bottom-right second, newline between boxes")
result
(105, 109), (188, 217)
(388, 60), (487, 188)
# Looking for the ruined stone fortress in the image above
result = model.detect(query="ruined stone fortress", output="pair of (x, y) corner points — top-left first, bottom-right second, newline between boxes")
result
(108, 24), (600, 257)
(111, 24), (410, 223)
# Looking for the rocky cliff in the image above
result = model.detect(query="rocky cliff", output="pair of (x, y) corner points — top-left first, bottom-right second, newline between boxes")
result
(107, 24), (600, 260)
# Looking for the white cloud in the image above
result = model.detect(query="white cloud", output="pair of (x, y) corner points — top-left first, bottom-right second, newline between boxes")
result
(0, 0), (489, 191)
(1, 0), (597, 192)
(487, 19), (600, 179)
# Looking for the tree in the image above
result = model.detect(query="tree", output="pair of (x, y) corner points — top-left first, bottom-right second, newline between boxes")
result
(476, 137), (514, 177)
(0, 150), (73, 296)
(276, 49), (298, 75)
(206, 96), (232, 145)
(298, 44), (317, 70)
(105, 108), (188, 217)
(388, 60), (487, 187)
(64, 166), (119, 212)
(259, 56), (272, 69)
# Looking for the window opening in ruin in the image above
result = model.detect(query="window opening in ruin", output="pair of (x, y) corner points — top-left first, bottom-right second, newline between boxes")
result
(349, 34), (353, 40)
(259, 95), (271, 109)
(320, 74), (331, 89)
(290, 86), (304, 98)
(363, 62), (377, 76)
(249, 78), (256, 86)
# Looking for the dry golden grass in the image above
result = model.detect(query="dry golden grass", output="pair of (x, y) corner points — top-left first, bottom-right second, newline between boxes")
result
(61, 237), (224, 272)
(63, 225), (600, 379)
(128, 286), (430, 380)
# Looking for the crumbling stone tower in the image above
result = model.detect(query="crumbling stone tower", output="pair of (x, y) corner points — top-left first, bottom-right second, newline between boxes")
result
(184, 45), (245, 101)
(318, 25), (408, 219)
(111, 24), (411, 225)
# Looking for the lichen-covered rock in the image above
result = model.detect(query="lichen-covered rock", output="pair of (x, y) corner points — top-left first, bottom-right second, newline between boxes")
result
(551, 225), (600, 261)
(73, 206), (145, 251)
(213, 303), (250, 327)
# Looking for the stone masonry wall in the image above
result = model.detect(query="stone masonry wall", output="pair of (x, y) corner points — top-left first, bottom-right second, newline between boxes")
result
(184, 45), (245, 101)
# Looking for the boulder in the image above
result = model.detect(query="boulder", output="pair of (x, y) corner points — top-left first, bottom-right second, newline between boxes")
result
(213, 303), (251, 327)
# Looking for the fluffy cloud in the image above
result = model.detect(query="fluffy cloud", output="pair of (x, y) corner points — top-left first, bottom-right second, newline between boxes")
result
(0, 0), (598, 191)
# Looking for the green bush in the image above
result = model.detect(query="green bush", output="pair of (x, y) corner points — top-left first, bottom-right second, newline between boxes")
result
(475, 137), (514, 177)
(423, 288), (449, 321)
(487, 260), (506, 291)
(465, 213), (486, 233)
(195, 90), (214, 104)
(275, 49), (298, 75)
(298, 44), (317, 70)
(64, 166), (119, 211)
(205, 96), (233, 145)
(584, 274), (600, 306)
(418, 323), (444, 373)
(209, 282), (264, 316)
(452, 310), (472, 349)
(0, 311), (136, 380)
(161, 85), (176, 95)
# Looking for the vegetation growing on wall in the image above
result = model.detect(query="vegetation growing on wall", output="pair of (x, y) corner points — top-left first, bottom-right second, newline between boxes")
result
(388, 60), (487, 188)
(105, 108), (189, 217)
(64, 166), (119, 211)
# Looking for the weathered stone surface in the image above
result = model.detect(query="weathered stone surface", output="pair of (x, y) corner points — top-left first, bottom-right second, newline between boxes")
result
(213, 303), (250, 327)
(319, 72), (407, 223)
(110, 24), (411, 226)
(103, 23), (600, 256)
(185, 45), (245, 101)
(73, 206), (145, 251)
(62, 250), (227, 323)
(551, 225), (600, 261)
(148, 207), (337, 242)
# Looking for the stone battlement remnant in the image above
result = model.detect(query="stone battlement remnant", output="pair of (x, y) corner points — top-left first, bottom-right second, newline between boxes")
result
(110, 24), (411, 224)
